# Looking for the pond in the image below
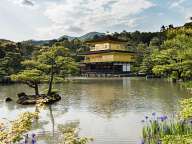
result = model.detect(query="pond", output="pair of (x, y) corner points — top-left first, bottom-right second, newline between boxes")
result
(0, 77), (191, 144)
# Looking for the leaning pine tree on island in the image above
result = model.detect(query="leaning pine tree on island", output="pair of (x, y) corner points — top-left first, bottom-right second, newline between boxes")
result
(11, 45), (78, 104)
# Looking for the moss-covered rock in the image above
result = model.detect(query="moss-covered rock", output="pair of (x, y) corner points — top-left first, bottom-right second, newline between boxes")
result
(16, 92), (61, 105)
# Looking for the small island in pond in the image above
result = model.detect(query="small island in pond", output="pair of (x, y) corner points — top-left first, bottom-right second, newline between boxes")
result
(16, 92), (61, 105)
(9, 45), (77, 105)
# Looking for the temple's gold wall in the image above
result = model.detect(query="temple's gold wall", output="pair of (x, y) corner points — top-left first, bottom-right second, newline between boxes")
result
(110, 43), (125, 50)
(90, 43), (126, 51)
(84, 52), (135, 63)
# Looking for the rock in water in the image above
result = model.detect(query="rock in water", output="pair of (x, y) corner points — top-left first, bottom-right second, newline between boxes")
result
(5, 97), (12, 102)
(16, 93), (61, 105)
(17, 92), (27, 98)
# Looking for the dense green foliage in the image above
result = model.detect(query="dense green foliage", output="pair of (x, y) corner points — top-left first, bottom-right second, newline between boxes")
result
(11, 45), (78, 95)
(0, 40), (42, 82)
(0, 40), (22, 80)
(0, 112), (38, 143)
(134, 23), (192, 83)
(180, 98), (192, 119)
(151, 29), (192, 81)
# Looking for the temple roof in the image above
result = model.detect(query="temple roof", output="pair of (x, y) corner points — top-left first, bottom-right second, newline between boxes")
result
(85, 35), (127, 44)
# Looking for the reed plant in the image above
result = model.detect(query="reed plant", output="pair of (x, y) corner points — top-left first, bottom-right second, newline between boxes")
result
(142, 97), (192, 144)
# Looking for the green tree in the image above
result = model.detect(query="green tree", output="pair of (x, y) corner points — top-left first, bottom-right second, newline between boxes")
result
(152, 30), (192, 81)
(0, 42), (22, 80)
(11, 46), (78, 96)
(37, 46), (78, 96)
(139, 37), (161, 74)
(11, 61), (47, 95)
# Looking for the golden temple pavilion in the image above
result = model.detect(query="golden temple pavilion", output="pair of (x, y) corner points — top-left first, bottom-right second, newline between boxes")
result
(79, 36), (135, 76)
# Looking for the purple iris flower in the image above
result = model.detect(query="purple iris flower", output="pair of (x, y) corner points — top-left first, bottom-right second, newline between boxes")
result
(160, 115), (168, 122)
(163, 116), (168, 120)
(141, 140), (145, 144)
(32, 133), (36, 138)
(152, 112), (156, 116)
(160, 116), (164, 122)
(32, 139), (36, 144)
(145, 116), (149, 120)
(31, 133), (36, 144)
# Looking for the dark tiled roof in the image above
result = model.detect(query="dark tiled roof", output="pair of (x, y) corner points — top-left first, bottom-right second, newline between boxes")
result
(85, 35), (127, 44)
(79, 49), (135, 55)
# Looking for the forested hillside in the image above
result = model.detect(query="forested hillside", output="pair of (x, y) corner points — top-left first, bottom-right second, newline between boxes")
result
(0, 40), (41, 82)
(0, 22), (191, 84)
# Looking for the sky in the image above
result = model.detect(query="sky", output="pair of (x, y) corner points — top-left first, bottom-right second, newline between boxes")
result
(0, 0), (192, 41)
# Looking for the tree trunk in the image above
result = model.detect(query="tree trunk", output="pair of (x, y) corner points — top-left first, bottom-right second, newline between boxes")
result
(48, 104), (55, 138)
(47, 63), (54, 96)
(34, 83), (39, 96)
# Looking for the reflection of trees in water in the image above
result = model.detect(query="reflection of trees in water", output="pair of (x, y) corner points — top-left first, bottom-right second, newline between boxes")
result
(38, 111), (80, 144)
(37, 104), (70, 144)
(32, 120), (49, 131)
(82, 80), (129, 119)
(49, 104), (55, 143)
(36, 105), (56, 144)
(55, 80), (127, 119)
(128, 79), (189, 112)
(60, 78), (190, 118)
(54, 78), (191, 119)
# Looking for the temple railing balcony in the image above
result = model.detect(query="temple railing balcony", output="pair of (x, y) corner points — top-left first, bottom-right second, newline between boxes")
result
(90, 47), (96, 51)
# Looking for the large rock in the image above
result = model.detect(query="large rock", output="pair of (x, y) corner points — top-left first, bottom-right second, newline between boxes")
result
(5, 97), (13, 102)
(17, 93), (61, 105)
(17, 92), (27, 98)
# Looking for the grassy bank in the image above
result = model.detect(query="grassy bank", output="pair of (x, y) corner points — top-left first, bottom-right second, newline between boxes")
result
(181, 81), (192, 94)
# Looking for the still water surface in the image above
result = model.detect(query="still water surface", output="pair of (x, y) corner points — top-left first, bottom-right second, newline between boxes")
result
(0, 78), (191, 144)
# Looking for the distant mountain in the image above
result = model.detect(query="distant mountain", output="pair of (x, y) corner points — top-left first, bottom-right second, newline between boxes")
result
(21, 39), (50, 46)
(58, 32), (105, 41)
(58, 35), (76, 41)
(22, 32), (105, 46)
(0, 39), (15, 44)
(78, 32), (105, 41)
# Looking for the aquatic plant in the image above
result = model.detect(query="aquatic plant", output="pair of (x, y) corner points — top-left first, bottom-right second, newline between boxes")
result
(58, 122), (93, 144)
(0, 112), (38, 144)
(142, 97), (192, 144)
(142, 113), (192, 143)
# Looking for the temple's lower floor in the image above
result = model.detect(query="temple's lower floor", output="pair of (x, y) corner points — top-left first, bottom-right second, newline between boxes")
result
(80, 62), (132, 76)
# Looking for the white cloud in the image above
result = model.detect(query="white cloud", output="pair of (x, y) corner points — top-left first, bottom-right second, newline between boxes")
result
(35, 0), (154, 39)
(169, 0), (185, 8)
(22, 0), (34, 6)
(169, 0), (191, 22)
(9, 0), (35, 7)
